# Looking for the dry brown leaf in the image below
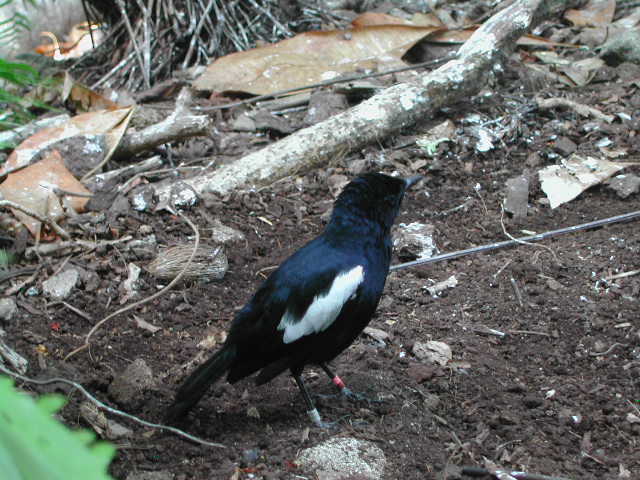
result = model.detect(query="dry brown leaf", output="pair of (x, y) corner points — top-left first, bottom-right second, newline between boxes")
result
(193, 25), (439, 95)
(0, 150), (90, 236)
(2, 106), (134, 174)
(565, 0), (616, 27)
(61, 72), (125, 112)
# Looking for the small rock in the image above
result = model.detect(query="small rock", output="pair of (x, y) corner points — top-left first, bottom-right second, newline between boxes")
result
(504, 175), (529, 218)
(601, 29), (640, 64)
(422, 393), (440, 410)
(522, 396), (543, 409)
(127, 235), (157, 259)
(425, 275), (458, 297)
(347, 159), (368, 175)
(304, 91), (349, 125)
(108, 359), (155, 410)
(297, 437), (386, 480)
(406, 363), (437, 383)
(606, 174), (640, 199)
(108, 195), (131, 218)
(247, 406), (260, 419)
(121, 263), (142, 303)
(231, 113), (256, 131)
(393, 222), (438, 261)
(169, 181), (199, 209)
(0, 298), (17, 321)
(209, 218), (245, 244)
(362, 327), (389, 343)
(553, 136), (577, 156)
(545, 278), (564, 291)
(106, 420), (134, 440)
(412, 341), (452, 366)
(43, 269), (79, 300)
(130, 185), (156, 211)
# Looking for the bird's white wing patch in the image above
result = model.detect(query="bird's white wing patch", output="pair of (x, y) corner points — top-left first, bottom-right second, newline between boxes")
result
(278, 265), (364, 344)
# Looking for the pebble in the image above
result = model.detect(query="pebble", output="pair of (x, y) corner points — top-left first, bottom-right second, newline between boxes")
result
(43, 269), (79, 300)
(0, 298), (17, 321)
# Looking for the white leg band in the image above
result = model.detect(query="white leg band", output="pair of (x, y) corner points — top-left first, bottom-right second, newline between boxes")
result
(307, 408), (322, 426)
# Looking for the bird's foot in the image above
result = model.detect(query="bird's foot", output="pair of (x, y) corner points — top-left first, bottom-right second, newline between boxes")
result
(307, 408), (339, 429)
(341, 387), (383, 404)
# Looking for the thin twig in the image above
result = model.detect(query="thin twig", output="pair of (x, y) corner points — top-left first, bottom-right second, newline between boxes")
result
(48, 301), (93, 323)
(0, 363), (224, 448)
(510, 277), (524, 308)
(65, 211), (200, 360)
(508, 330), (550, 336)
(536, 96), (615, 123)
(589, 342), (628, 357)
(0, 200), (70, 240)
(391, 210), (640, 272)
(500, 206), (560, 265)
(603, 269), (640, 281)
(25, 236), (133, 260)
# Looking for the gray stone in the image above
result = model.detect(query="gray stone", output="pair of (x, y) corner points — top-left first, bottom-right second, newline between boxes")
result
(297, 437), (386, 480)
(392, 222), (437, 261)
(553, 136), (577, 156)
(43, 269), (79, 300)
(209, 218), (245, 244)
(0, 298), (17, 321)
(412, 341), (452, 366)
(108, 359), (155, 410)
(504, 175), (529, 218)
(601, 29), (640, 64)
(606, 174), (640, 199)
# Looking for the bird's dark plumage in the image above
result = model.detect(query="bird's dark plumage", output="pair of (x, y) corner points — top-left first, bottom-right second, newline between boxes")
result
(166, 173), (422, 426)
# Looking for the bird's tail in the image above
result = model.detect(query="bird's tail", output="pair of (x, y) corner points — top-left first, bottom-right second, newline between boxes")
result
(165, 343), (237, 422)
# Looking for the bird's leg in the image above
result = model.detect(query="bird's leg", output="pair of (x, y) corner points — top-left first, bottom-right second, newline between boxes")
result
(320, 362), (350, 395)
(292, 372), (337, 429)
(319, 363), (381, 404)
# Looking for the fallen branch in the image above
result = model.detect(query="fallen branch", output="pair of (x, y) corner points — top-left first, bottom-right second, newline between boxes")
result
(115, 89), (213, 159)
(155, 0), (577, 201)
(535, 96), (615, 123)
(84, 155), (164, 192)
(24, 236), (133, 260)
(0, 200), (70, 240)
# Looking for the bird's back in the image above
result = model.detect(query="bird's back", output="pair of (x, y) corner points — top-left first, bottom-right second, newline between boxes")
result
(225, 223), (391, 383)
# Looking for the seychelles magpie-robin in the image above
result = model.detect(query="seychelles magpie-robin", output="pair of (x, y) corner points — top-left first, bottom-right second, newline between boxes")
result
(166, 173), (422, 427)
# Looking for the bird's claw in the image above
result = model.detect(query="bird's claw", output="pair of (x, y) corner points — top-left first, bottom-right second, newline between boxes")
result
(341, 388), (383, 404)
(308, 408), (339, 429)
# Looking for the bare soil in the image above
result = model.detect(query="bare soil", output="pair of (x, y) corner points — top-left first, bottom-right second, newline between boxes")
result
(4, 55), (640, 480)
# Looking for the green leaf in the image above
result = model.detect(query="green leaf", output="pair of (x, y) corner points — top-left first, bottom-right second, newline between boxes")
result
(0, 376), (116, 480)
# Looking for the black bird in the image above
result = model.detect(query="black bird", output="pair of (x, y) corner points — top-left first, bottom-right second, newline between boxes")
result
(166, 173), (422, 427)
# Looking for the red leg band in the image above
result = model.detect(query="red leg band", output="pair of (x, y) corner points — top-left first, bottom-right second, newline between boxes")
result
(332, 375), (345, 390)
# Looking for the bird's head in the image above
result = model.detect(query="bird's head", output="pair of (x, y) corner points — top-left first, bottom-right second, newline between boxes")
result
(330, 173), (423, 233)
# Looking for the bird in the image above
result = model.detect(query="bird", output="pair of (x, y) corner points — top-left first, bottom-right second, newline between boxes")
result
(166, 172), (422, 427)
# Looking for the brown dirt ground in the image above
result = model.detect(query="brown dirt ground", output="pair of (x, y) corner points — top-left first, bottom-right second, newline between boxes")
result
(3, 57), (640, 480)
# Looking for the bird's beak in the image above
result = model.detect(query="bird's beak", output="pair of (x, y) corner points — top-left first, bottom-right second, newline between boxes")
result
(404, 175), (423, 190)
